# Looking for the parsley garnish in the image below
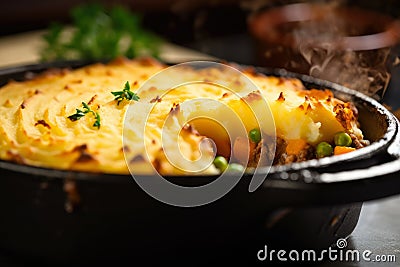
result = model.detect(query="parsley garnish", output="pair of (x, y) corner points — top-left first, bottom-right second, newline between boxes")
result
(68, 102), (101, 129)
(40, 4), (160, 61)
(111, 81), (140, 105)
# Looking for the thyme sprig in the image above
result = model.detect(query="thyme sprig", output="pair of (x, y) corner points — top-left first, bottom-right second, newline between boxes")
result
(111, 81), (140, 105)
(68, 102), (101, 129)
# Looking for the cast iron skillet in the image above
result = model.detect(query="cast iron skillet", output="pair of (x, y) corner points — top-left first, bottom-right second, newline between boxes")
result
(0, 60), (399, 265)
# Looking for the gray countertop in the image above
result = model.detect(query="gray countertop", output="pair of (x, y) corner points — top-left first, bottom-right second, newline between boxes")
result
(321, 195), (400, 267)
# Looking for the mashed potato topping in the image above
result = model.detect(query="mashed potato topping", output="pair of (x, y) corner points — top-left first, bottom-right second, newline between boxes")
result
(0, 57), (366, 174)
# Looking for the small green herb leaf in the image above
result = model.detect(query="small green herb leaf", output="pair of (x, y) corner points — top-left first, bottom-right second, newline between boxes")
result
(68, 102), (101, 129)
(92, 112), (101, 129)
(111, 81), (140, 105)
(82, 102), (91, 112)
(68, 108), (86, 121)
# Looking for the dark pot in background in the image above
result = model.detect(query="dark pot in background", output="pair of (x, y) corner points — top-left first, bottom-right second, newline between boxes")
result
(248, 3), (400, 99)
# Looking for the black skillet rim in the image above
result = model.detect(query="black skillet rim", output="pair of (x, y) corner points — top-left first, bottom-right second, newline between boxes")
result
(0, 59), (398, 187)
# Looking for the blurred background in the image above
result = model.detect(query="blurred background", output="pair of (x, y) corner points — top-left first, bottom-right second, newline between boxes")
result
(1, 0), (399, 38)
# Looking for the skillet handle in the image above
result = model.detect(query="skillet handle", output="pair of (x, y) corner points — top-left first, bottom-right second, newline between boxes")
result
(318, 115), (400, 184)
(263, 118), (400, 205)
(264, 157), (400, 206)
(317, 156), (400, 183)
(313, 121), (400, 203)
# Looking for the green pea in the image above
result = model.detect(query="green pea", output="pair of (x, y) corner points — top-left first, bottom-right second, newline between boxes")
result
(316, 142), (333, 158)
(249, 128), (261, 143)
(226, 163), (245, 173)
(213, 156), (228, 171)
(334, 132), (352, 147)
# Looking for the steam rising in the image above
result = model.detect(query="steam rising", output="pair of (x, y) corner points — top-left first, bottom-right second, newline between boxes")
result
(249, 2), (398, 99)
(290, 5), (393, 98)
(297, 41), (391, 98)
